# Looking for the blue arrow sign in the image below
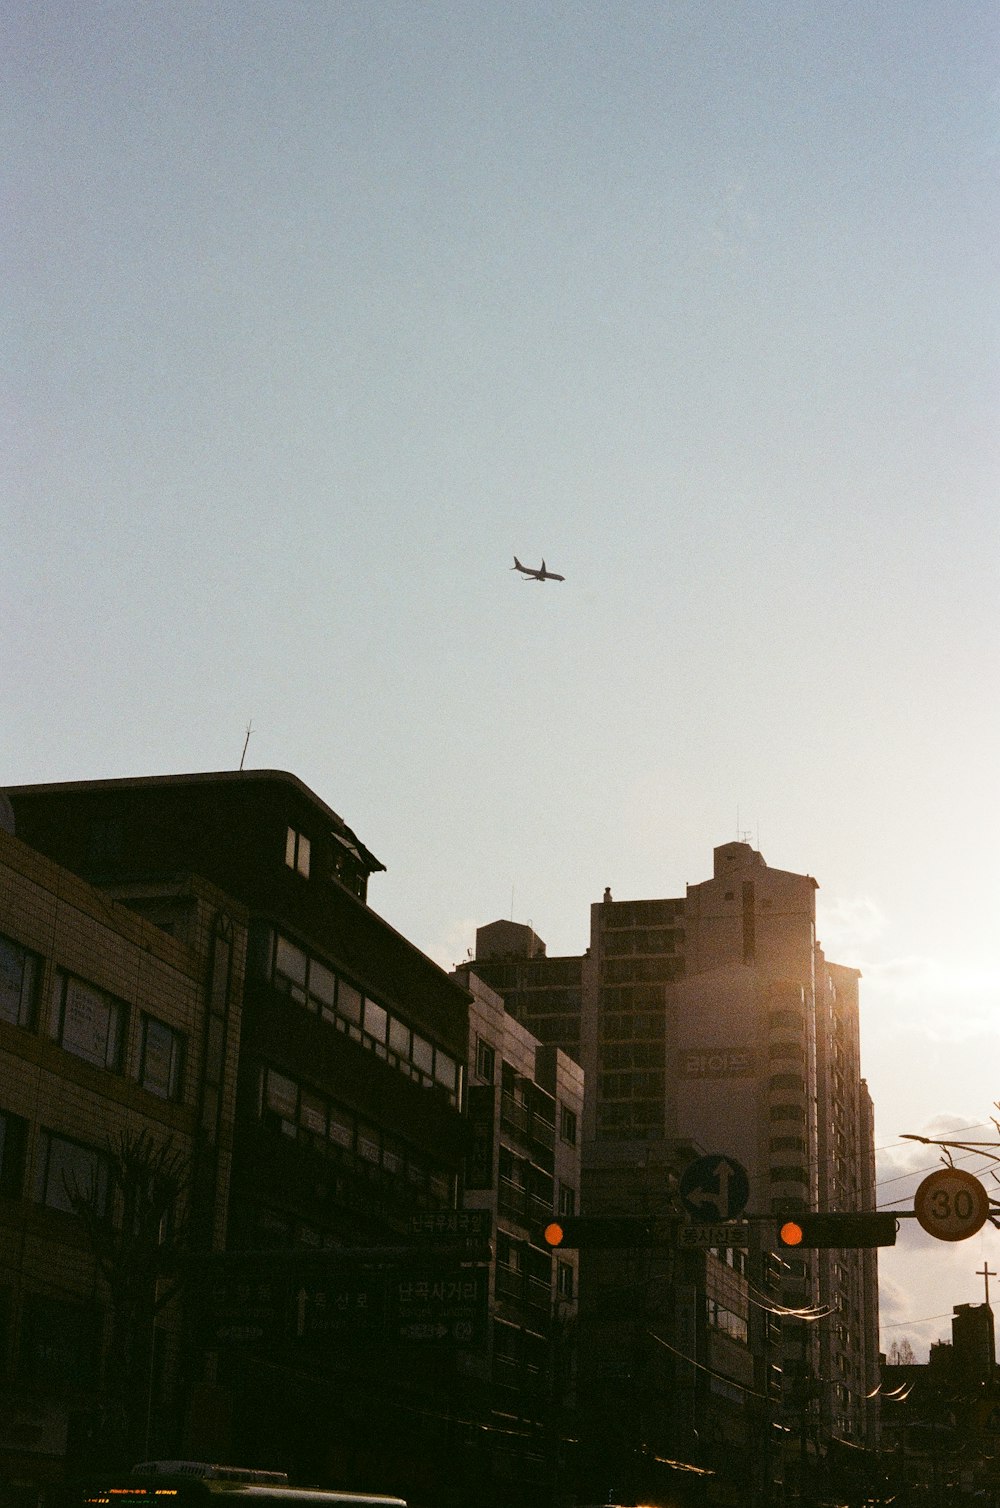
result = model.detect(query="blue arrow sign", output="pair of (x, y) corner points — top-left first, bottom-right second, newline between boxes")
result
(679, 1154), (750, 1222)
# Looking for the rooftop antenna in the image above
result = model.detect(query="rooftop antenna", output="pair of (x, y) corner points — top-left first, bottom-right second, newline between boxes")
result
(239, 721), (253, 771)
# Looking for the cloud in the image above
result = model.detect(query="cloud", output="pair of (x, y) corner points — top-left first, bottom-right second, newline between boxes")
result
(424, 916), (478, 972)
(816, 893), (889, 953)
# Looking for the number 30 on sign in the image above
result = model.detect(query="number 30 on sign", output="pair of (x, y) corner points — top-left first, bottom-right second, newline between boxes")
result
(914, 1167), (990, 1242)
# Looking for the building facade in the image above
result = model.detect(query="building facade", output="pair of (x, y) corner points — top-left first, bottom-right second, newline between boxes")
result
(455, 969), (583, 1506)
(6, 772), (474, 1497)
(472, 840), (881, 1501)
(0, 822), (247, 1498)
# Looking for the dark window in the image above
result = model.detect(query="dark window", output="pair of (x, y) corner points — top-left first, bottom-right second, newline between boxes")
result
(34, 1130), (110, 1216)
(50, 972), (125, 1071)
(476, 1038), (496, 1083)
(558, 1182), (576, 1216)
(0, 1110), (28, 1198)
(139, 1016), (185, 1100)
(557, 1260), (574, 1300)
(0, 933), (38, 1029)
(769, 1072), (806, 1093)
(770, 1166), (809, 1184)
(560, 1104), (578, 1145)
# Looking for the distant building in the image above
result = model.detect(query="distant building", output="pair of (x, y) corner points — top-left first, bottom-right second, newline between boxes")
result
(881, 1299), (999, 1502)
(454, 968), (583, 1504)
(472, 840), (881, 1498)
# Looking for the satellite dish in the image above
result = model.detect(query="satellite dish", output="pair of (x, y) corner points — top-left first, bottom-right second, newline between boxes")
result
(0, 793), (14, 836)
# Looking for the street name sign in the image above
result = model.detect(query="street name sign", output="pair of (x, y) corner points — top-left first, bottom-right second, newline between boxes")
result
(678, 1221), (751, 1249)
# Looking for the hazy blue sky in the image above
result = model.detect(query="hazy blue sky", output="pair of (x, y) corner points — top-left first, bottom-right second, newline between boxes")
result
(6, 1), (999, 1356)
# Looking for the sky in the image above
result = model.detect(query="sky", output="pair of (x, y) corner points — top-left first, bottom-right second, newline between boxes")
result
(5, 1), (999, 1360)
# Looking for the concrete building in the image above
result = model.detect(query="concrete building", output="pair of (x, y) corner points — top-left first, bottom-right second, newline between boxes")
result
(0, 821), (247, 1499)
(6, 771), (473, 1496)
(455, 969), (583, 1505)
(881, 1300), (999, 1504)
(472, 840), (881, 1500)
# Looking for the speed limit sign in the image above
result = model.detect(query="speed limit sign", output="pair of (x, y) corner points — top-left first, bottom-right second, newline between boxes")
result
(914, 1167), (990, 1242)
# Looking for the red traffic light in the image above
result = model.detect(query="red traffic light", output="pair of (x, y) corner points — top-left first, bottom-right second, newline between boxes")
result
(539, 1215), (673, 1249)
(776, 1212), (897, 1249)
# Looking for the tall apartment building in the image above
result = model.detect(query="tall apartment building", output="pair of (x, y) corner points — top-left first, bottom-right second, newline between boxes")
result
(472, 840), (881, 1494)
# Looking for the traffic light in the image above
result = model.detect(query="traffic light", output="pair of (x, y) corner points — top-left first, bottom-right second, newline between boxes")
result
(777, 1212), (897, 1249)
(541, 1215), (673, 1249)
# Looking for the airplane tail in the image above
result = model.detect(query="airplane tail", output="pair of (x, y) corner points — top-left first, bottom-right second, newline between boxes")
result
(512, 556), (524, 570)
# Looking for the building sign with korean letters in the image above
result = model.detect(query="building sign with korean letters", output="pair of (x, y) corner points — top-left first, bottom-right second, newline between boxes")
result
(410, 1209), (492, 1240)
(679, 1048), (756, 1079)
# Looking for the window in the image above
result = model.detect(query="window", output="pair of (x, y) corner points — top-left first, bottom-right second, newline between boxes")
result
(50, 972), (124, 1071)
(389, 1016), (411, 1059)
(434, 1050), (458, 1094)
(285, 826), (311, 878)
(275, 934), (308, 1003)
(558, 1183), (576, 1216)
(560, 1105), (578, 1145)
(0, 1110), (28, 1198)
(476, 1038), (496, 1083)
(557, 1260), (575, 1300)
(707, 1299), (748, 1344)
(139, 1016), (184, 1100)
(0, 933), (38, 1028)
(263, 1069), (298, 1135)
(298, 1089), (327, 1139)
(35, 1130), (110, 1216)
(411, 1033), (434, 1075)
(337, 978), (362, 1027)
(769, 1072), (805, 1093)
(327, 1104), (354, 1149)
(363, 999), (388, 1043)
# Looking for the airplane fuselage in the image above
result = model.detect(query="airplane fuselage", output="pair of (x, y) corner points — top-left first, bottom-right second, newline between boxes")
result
(512, 556), (565, 582)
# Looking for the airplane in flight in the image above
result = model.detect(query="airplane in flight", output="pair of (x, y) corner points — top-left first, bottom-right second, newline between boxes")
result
(511, 556), (565, 582)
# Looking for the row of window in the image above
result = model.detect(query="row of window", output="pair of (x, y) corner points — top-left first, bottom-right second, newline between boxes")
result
(602, 928), (683, 957)
(599, 1070), (666, 1100)
(599, 1041), (664, 1070)
(600, 983), (669, 1009)
(1, 932), (186, 1101)
(602, 900), (683, 928)
(260, 1066), (454, 1203)
(599, 1011), (666, 1041)
(256, 927), (462, 1106)
(601, 957), (685, 985)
